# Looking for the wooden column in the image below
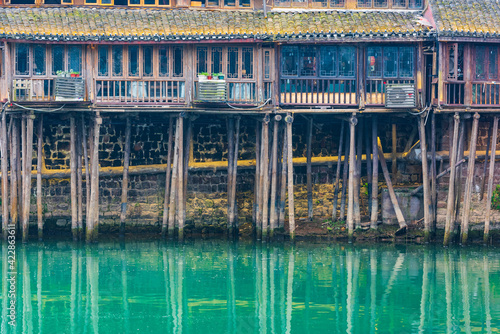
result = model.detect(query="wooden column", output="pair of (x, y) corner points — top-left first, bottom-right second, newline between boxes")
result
(480, 121), (493, 201)
(86, 114), (101, 243)
(354, 120), (363, 228)
(254, 121), (261, 237)
(365, 119), (372, 212)
(444, 113), (460, 246)
(454, 121), (466, 225)
(177, 115), (185, 240)
(162, 116), (174, 238)
(347, 115), (357, 241)
(418, 114), (432, 242)
(230, 116), (240, 236)
(183, 118), (192, 225)
(286, 114), (295, 240)
(82, 116), (90, 228)
(36, 116), (44, 240)
(279, 124), (287, 229)
(227, 117), (235, 236)
(431, 111), (437, 232)
(306, 117), (313, 220)
(76, 117), (83, 239)
(340, 129), (350, 221)
(70, 116), (78, 240)
(168, 117), (180, 238)
(392, 123), (397, 180)
(269, 116), (280, 237)
(120, 117), (131, 236)
(332, 121), (345, 222)
(22, 113), (34, 242)
(461, 113), (480, 244)
(261, 117), (270, 238)
(10, 117), (19, 234)
(484, 116), (498, 244)
(0, 108), (8, 238)
(370, 116), (379, 229)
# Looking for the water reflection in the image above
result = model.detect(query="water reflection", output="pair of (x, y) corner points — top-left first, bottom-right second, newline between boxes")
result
(0, 242), (500, 334)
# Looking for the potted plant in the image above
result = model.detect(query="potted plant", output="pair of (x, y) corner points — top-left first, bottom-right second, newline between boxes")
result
(198, 72), (209, 81)
(70, 71), (80, 78)
(207, 73), (213, 80)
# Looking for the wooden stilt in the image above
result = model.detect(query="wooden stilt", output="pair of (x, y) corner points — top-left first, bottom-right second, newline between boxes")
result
(0, 109), (8, 238)
(82, 116), (90, 229)
(377, 137), (407, 233)
(120, 117), (131, 236)
(162, 116), (174, 238)
(430, 111), (437, 232)
(354, 120), (362, 228)
(168, 117), (180, 238)
(461, 112), (480, 244)
(365, 119), (372, 212)
(254, 121), (261, 237)
(484, 116), (498, 244)
(332, 121), (345, 221)
(278, 124), (287, 229)
(347, 115), (357, 241)
(262, 117), (270, 239)
(269, 116), (280, 238)
(36, 116), (44, 240)
(76, 117), (83, 239)
(306, 117), (313, 221)
(370, 116), (379, 229)
(87, 119), (94, 226)
(444, 113), (460, 246)
(392, 123), (397, 181)
(480, 120), (492, 201)
(177, 115), (185, 240)
(22, 113), (34, 242)
(340, 129), (350, 221)
(18, 116), (24, 231)
(454, 121), (466, 225)
(183, 118), (191, 225)
(86, 115), (101, 243)
(231, 116), (240, 236)
(70, 116), (78, 240)
(227, 117), (235, 236)
(286, 114), (295, 240)
(418, 114), (432, 242)
(10, 117), (19, 234)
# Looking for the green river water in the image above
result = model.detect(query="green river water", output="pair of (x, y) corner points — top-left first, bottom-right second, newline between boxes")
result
(1, 240), (500, 333)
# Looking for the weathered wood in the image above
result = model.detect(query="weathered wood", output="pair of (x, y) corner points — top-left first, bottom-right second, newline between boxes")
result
(279, 124), (287, 229)
(286, 114), (295, 240)
(412, 157), (468, 196)
(82, 116), (90, 228)
(86, 115), (101, 243)
(453, 121), (466, 225)
(269, 116), (280, 237)
(306, 117), (313, 220)
(177, 115), (185, 240)
(120, 117), (131, 236)
(430, 111), (437, 232)
(230, 116), (240, 236)
(36, 116), (44, 240)
(354, 119), (362, 228)
(461, 113), (480, 245)
(162, 116), (174, 238)
(370, 116), (379, 229)
(20, 116), (26, 231)
(332, 121), (345, 221)
(254, 121), (261, 237)
(484, 116), (499, 244)
(10, 117), (19, 234)
(227, 117), (235, 235)
(168, 117), (180, 238)
(480, 120), (492, 201)
(262, 117), (270, 238)
(365, 119), (372, 212)
(347, 115), (357, 241)
(377, 137), (407, 232)
(444, 113), (460, 246)
(418, 114), (432, 242)
(70, 116), (78, 240)
(392, 123), (397, 180)
(22, 113), (35, 243)
(0, 108), (8, 238)
(76, 117), (83, 239)
(183, 118), (192, 225)
(340, 128), (350, 222)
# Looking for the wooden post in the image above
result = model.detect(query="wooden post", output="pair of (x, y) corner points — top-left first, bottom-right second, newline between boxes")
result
(168, 117), (180, 238)
(254, 121), (261, 237)
(76, 117), (83, 239)
(354, 120), (363, 228)
(227, 117), (235, 236)
(0, 108), (8, 238)
(370, 116), (379, 229)
(392, 123), (397, 180)
(162, 116), (174, 238)
(231, 116), (240, 236)
(183, 118), (192, 225)
(365, 119), (372, 212)
(306, 117), (313, 220)
(10, 117), (19, 234)
(444, 113), (460, 246)
(332, 121), (345, 221)
(454, 121), (466, 225)
(279, 124), (287, 229)
(480, 120), (492, 201)
(461, 112), (480, 244)
(269, 116), (280, 238)
(36, 116), (44, 240)
(418, 114), (432, 242)
(262, 117), (270, 238)
(120, 117), (131, 236)
(347, 115), (357, 241)
(82, 116), (90, 228)
(377, 137), (407, 233)
(340, 129), (350, 222)
(19, 116), (25, 230)
(177, 115), (185, 240)
(484, 116), (498, 244)
(86, 115), (101, 243)
(286, 114), (295, 240)
(70, 116), (78, 240)
(430, 111), (437, 232)
(22, 113), (34, 243)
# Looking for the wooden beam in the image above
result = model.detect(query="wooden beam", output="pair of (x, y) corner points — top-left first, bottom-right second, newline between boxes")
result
(444, 113), (460, 246)
(430, 111), (437, 233)
(340, 128), (350, 222)
(10, 117), (19, 235)
(254, 120), (261, 238)
(76, 116), (83, 239)
(231, 116), (240, 236)
(86, 114), (101, 243)
(227, 117), (235, 236)
(261, 117), (270, 238)
(484, 116), (498, 244)
(279, 123), (287, 229)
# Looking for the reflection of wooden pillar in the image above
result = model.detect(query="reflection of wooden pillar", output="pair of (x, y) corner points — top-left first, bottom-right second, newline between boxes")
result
(285, 249), (295, 334)
(120, 117), (131, 236)
(484, 116), (498, 244)
(0, 108), (9, 238)
(286, 114), (295, 240)
(332, 121), (345, 221)
(444, 113), (460, 246)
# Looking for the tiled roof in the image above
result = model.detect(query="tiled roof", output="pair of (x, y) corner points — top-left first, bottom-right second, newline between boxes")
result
(0, 7), (432, 42)
(431, 0), (500, 38)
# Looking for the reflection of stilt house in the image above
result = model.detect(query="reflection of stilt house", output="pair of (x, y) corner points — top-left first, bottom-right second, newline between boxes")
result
(0, 0), (499, 243)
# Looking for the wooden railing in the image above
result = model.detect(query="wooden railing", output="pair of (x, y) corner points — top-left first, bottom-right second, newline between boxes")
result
(445, 82), (465, 105)
(279, 78), (357, 105)
(472, 83), (500, 106)
(194, 81), (269, 105)
(95, 79), (186, 104)
(365, 79), (414, 106)
(12, 78), (55, 102)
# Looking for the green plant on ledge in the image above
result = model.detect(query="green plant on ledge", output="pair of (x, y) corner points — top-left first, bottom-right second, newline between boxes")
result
(491, 184), (500, 211)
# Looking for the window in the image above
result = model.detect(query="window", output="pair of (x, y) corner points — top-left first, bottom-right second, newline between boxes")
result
(159, 46), (169, 77)
(197, 47), (208, 74)
(358, 0), (420, 8)
(211, 47), (223, 75)
(357, 0), (387, 8)
(281, 45), (356, 78)
(9, 0), (35, 4)
(393, 0), (422, 8)
(447, 43), (464, 81)
(98, 46), (109, 76)
(128, 0), (170, 5)
(274, 0), (343, 8)
(45, 0), (73, 4)
(112, 46), (123, 76)
(33, 44), (46, 76)
(143, 46), (153, 77)
(474, 45), (499, 81)
(194, 46), (254, 79)
(367, 46), (414, 79)
(15, 44), (82, 77)
(15, 44), (29, 76)
(191, 0), (248, 8)
(264, 50), (271, 80)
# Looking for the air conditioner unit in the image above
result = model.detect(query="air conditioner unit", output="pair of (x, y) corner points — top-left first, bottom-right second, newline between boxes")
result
(385, 84), (416, 108)
(197, 79), (227, 102)
(55, 77), (84, 101)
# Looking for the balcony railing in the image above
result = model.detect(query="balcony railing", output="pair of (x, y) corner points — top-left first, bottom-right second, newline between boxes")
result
(445, 82), (465, 105)
(194, 81), (269, 105)
(472, 82), (500, 106)
(279, 78), (357, 106)
(12, 78), (55, 102)
(95, 79), (186, 104)
(365, 79), (415, 106)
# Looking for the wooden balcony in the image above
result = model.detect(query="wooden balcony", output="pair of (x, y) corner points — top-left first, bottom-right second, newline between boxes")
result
(365, 79), (415, 106)
(445, 82), (465, 105)
(12, 78), (56, 102)
(279, 78), (357, 106)
(193, 81), (272, 106)
(472, 82), (500, 106)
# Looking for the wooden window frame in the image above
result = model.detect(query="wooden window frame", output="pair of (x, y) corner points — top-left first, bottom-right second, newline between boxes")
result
(84, 0), (113, 5)
(195, 45), (256, 81)
(446, 43), (464, 82)
(128, 0), (170, 7)
(473, 45), (500, 82)
(356, 0), (423, 9)
(190, 0), (253, 9)
(273, 0), (345, 9)
(366, 45), (416, 80)
(43, 0), (74, 4)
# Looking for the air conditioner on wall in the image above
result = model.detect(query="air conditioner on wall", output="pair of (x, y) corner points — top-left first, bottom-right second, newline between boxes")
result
(385, 84), (416, 108)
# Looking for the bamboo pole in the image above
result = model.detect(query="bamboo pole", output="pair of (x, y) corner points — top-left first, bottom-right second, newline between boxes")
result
(279, 124), (287, 229)
(70, 116), (78, 240)
(286, 114), (295, 240)
(418, 114), (432, 242)
(0, 109), (8, 238)
(227, 117), (235, 235)
(22, 113), (34, 242)
(332, 121), (345, 221)
(177, 115), (185, 240)
(370, 116), (379, 229)
(430, 111), (437, 232)
(480, 120), (492, 201)
(86, 115), (101, 243)
(262, 117), (270, 239)
(162, 116), (174, 238)
(347, 115), (356, 241)
(120, 117), (131, 236)
(76, 117), (83, 239)
(270, 116), (280, 237)
(461, 113), (480, 244)
(377, 137), (407, 233)
(340, 129), (350, 222)
(484, 116), (498, 244)
(36, 115), (43, 240)
(254, 121), (261, 237)
(168, 117), (180, 238)
(10, 117), (19, 234)
(444, 113), (460, 246)
(306, 117), (313, 220)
